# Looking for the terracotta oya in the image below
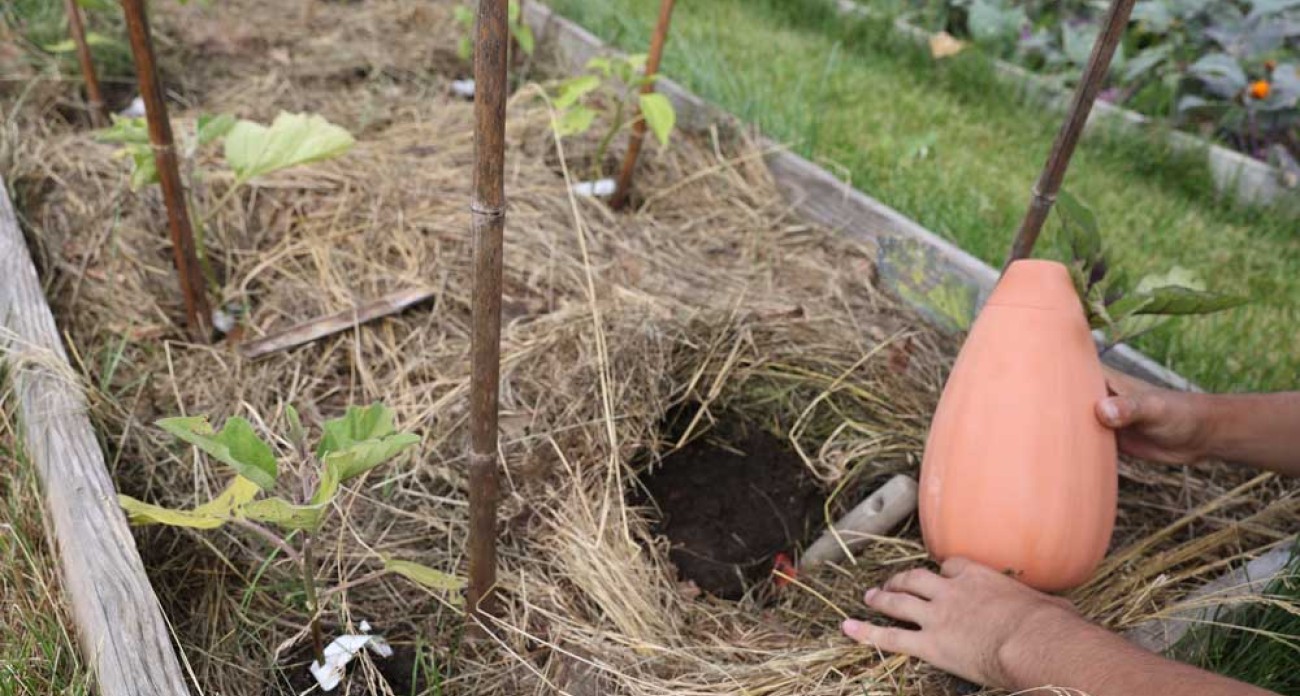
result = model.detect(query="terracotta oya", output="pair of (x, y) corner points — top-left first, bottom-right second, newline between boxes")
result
(919, 259), (1117, 591)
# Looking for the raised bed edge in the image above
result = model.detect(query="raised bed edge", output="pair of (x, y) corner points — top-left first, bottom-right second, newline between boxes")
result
(0, 177), (190, 695)
(523, 1), (1194, 392)
(835, 0), (1295, 210)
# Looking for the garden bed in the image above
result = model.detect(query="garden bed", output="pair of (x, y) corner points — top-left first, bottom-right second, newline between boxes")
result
(844, 0), (1299, 209)
(5, 0), (1299, 694)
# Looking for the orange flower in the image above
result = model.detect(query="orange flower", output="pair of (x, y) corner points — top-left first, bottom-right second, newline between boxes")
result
(1250, 80), (1272, 100)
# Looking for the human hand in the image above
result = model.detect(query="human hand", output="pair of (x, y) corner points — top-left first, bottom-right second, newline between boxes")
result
(841, 558), (1092, 689)
(1095, 368), (1212, 465)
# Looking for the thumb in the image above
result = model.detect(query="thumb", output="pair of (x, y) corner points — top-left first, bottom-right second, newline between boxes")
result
(1096, 394), (1141, 429)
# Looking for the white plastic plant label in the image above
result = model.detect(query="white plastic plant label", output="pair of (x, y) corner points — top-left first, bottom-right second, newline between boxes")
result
(571, 178), (616, 197)
(309, 629), (394, 692)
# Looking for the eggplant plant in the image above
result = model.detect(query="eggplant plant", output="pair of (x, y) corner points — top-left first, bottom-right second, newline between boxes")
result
(1053, 190), (1247, 348)
(97, 111), (354, 297)
(548, 54), (677, 180)
(117, 403), (463, 668)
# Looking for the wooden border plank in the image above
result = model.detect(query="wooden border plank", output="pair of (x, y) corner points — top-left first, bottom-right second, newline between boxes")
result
(523, 1), (1194, 392)
(0, 177), (189, 695)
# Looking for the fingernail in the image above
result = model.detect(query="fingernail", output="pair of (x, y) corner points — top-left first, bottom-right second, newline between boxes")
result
(864, 587), (878, 601)
(842, 618), (863, 634)
(1099, 398), (1121, 425)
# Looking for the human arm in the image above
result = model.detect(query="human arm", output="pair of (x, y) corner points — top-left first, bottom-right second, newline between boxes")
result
(841, 558), (1275, 695)
(1097, 368), (1300, 477)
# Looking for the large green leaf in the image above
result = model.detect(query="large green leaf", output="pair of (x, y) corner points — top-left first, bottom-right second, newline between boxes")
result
(385, 558), (466, 595)
(639, 93), (676, 148)
(158, 416), (278, 490)
(242, 496), (327, 532)
(223, 112), (354, 181)
(118, 476), (261, 529)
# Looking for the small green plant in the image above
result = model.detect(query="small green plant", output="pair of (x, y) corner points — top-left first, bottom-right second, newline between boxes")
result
(1053, 190), (1247, 348)
(117, 403), (463, 667)
(96, 111), (354, 291)
(453, 0), (535, 61)
(548, 54), (677, 178)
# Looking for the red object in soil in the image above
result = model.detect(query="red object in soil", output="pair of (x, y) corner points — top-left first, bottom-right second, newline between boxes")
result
(772, 552), (797, 587)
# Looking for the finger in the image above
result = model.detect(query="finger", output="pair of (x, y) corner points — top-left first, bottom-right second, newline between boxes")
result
(883, 568), (946, 600)
(940, 556), (972, 577)
(864, 588), (930, 624)
(1101, 366), (1150, 397)
(842, 619), (921, 656)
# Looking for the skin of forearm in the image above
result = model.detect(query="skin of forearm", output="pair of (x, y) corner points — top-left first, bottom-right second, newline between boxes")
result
(1001, 610), (1276, 696)
(1200, 392), (1300, 477)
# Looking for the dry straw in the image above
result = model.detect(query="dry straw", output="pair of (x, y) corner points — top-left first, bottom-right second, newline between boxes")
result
(4, 0), (1296, 694)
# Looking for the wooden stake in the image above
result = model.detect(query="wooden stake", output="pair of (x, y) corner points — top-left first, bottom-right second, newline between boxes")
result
(1004, 0), (1136, 267)
(120, 0), (211, 339)
(64, 0), (107, 126)
(467, 0), (509, 625)
(609, 0), (676, 211)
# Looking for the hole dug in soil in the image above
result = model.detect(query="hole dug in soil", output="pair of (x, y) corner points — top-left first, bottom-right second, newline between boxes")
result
(634, 405), (826, 600)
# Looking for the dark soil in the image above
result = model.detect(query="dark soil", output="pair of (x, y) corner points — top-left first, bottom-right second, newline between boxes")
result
(268, 638), (428, 696)
(634, 406), (826, 599)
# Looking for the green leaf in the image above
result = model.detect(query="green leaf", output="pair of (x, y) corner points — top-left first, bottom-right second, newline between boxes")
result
(43, 32), (113, 53)
(317, 403), (396, 456)
(554, 75), (600, 109)
(118, 476), (260, 529)
(507, 0), (521, 23)
(514, 22), (535, 56)
(223, 112), (354, 181)
(458, 36), (472, 61)
(453, 5), (474, 27)
(317, 403), (418, 482)
(158, 416), (278, 490)
(384, 558), (466, 594)
(127, 145), (159, 191)
(96, 116), (150, 145)
(285, 404), (305, 449)
(1134, 266), (1205, 293)
(197, 113), (236, 147)
(78, 0), (118, 10)
(555, 106), (596, 136)
(323, 433), (419, 484)
(1132, 285), (1248, 316)
(638, 93), (675, 148)
(242, 496), (327, 531)
(1056, 190), (1102, 265)
(585, 56), (613, 77)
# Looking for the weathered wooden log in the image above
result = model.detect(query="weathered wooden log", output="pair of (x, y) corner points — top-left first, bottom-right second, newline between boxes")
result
(0, 178), (189, 694)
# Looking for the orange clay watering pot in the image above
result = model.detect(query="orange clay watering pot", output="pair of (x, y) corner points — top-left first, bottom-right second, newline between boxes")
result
(919, 259), (1116, 591)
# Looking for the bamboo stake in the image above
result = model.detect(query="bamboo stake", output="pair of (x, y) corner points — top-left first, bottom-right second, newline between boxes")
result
(1004, 0), (1137, 266)
(467, 0), (509, 625)
(120, 0), (211, 338)
(64, 0), (108, 126)
(608, 0), (676, 211)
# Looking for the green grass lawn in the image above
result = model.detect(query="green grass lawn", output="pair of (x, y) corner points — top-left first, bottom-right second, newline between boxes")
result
(548, 0), (1299, 393)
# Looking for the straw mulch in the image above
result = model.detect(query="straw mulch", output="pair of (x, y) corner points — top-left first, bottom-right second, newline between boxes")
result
(4, 1), (1297, 694)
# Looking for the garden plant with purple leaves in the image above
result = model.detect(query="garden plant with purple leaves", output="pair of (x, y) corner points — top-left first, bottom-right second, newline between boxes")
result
(903, 0), (1300, 178)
